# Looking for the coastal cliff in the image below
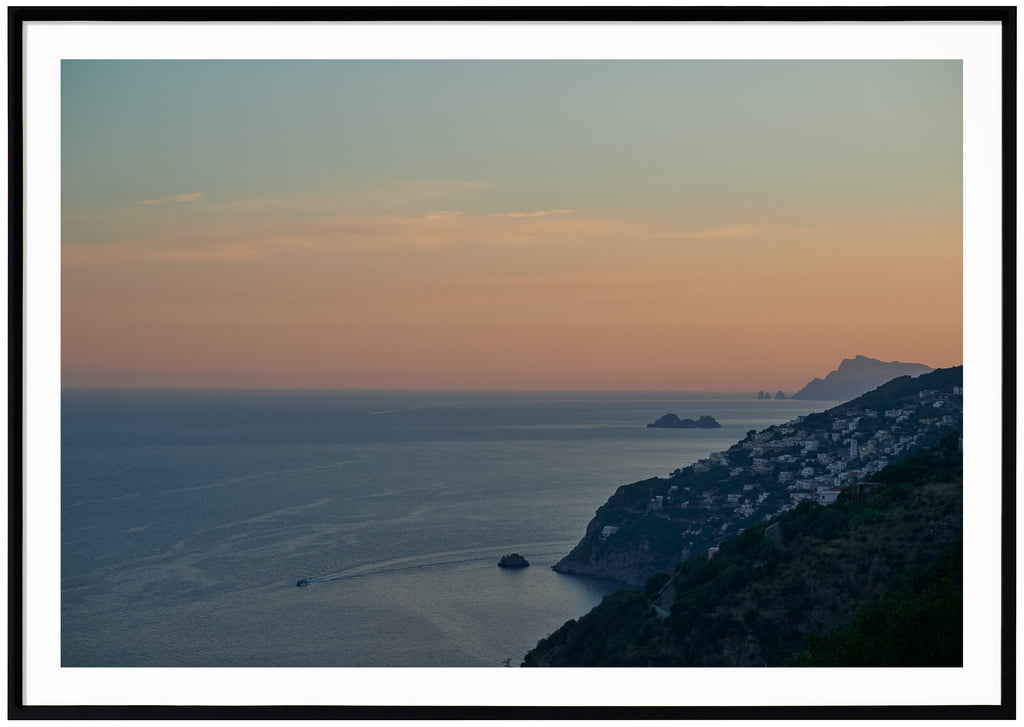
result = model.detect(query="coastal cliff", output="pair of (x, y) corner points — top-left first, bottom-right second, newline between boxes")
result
(552, 479), (681, 586)
(551, 366), (962, 588)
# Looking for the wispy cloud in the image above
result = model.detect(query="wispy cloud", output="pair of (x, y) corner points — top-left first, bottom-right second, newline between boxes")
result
(139, 192), (202, 206)
(494, 209), (576, 218)
(62, 241), (260, 266)
(677, 224), (765, 239)
(786, 225), (828, 235)
(65, 191), (774, 267)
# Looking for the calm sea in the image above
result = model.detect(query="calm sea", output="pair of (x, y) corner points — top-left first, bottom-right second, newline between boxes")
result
(61, 389), (835, 667)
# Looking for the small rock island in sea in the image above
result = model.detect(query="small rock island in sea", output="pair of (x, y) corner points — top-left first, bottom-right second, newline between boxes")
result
(646, 413), (721, 429)
(498, 553), (529, 568)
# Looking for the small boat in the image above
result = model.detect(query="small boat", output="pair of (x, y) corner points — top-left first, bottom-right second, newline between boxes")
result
(296, 579), (309, 587)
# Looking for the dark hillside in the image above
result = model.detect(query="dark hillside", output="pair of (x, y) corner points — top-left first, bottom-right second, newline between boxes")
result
(523, 434), (962, 667)
(794, 539), (961, 666)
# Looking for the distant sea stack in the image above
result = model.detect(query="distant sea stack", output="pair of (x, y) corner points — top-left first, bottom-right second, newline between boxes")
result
(792, 355), (933, 401)
(498, 553), (529, 568)
(647, 414), (721, 429)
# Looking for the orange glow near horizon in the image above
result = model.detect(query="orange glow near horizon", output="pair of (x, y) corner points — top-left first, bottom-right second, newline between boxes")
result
(61, 206), (962, 392)
(61, 60), (963, 391)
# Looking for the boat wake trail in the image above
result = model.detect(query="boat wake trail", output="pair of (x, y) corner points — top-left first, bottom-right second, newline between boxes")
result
(293, 540), (576, 587)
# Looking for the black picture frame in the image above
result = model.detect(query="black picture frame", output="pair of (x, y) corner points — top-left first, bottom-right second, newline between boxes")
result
(9, 5), (1016, 720)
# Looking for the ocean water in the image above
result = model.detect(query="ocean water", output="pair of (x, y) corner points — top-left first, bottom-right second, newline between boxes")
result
(61, 389), (835, 667)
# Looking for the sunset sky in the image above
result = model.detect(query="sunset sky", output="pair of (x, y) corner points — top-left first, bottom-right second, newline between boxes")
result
(61, 60), (963, 391)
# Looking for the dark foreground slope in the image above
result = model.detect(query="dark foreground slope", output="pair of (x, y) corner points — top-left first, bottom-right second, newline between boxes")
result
(523, 435), (962, 667)
(552, 366), (962, 586)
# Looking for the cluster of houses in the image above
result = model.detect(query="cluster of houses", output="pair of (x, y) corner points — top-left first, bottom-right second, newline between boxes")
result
(654, 384), (963, 557)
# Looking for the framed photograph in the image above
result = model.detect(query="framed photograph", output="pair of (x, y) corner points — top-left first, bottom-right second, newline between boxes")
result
(11, 5), (1013, 719)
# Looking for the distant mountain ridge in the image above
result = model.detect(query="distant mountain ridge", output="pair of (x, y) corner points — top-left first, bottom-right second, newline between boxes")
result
(792, 355), (933, 401)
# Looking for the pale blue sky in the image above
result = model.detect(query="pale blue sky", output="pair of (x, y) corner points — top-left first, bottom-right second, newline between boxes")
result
(61, 60), (963, 390)
(62, 60), (961, 223)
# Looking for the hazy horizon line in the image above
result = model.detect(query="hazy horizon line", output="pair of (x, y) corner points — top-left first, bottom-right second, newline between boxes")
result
(60, 385), (808, 394)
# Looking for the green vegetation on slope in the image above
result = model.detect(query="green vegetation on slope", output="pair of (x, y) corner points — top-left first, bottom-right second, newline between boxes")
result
(793, 539), (962, 666)
(523, 434), (963, 667)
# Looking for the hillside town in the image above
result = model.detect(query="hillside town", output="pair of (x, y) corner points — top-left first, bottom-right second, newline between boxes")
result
(655, 380), (963, 561)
